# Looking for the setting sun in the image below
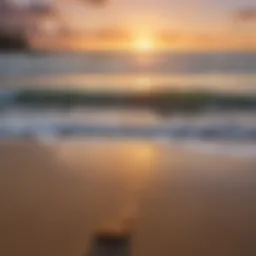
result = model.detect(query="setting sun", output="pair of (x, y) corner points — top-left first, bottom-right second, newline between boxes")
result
(134, 37), (155, 52)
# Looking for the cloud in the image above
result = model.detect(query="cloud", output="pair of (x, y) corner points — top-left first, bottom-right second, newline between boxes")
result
(81, 0), (108, 6)
(4, 0), (107, 12)
(28, 3), (54, 15)
(0, 0), (54, 14)
(233, 7), (256, 22)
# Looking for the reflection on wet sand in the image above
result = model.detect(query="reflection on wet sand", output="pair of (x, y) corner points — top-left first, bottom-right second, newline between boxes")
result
(0, 140), (256, 256)
(56, 140), (158, 232)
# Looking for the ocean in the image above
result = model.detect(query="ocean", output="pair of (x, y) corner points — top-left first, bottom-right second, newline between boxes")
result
(0, 51), (256, 157)
(1, 51), (256, 92)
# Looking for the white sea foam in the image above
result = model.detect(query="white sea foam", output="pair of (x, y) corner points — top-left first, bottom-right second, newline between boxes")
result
(1, 114), (256, 157)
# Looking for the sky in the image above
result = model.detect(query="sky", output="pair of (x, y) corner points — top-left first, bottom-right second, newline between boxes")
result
(1, 0), (256, 50)
(51, 0), (256, 32)
(7, 0), (256, 30)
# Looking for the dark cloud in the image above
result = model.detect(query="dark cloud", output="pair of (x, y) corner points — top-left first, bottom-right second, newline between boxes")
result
(0, 0), (54, 15)
(84, 0), (108, 6)
(28, 3), (54, 15)
(233, 7), (256, 22)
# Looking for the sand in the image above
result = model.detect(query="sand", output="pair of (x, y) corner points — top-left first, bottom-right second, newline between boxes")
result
(0, 139), (255, 256)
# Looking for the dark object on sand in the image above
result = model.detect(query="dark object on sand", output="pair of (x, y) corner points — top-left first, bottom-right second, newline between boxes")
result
(91, 231), (131, 256)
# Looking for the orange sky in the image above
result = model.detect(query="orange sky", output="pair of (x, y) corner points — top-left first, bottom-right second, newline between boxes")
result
(2, 0), (256, 51)
(30, 29), (256, 51)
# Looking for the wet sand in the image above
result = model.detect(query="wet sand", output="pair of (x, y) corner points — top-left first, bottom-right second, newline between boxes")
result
(0, 139), (255, 256)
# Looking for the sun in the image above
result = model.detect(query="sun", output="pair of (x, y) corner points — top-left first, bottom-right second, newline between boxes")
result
(134, 37), (155, 52)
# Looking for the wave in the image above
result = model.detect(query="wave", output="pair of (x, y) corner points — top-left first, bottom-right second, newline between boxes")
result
(0, 89), (256, 113)
(1, 122), (256, 141)
(1, 117), (256, 157)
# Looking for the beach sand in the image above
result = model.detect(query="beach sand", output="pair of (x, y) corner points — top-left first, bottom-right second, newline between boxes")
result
(0, 139), (255, 256)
